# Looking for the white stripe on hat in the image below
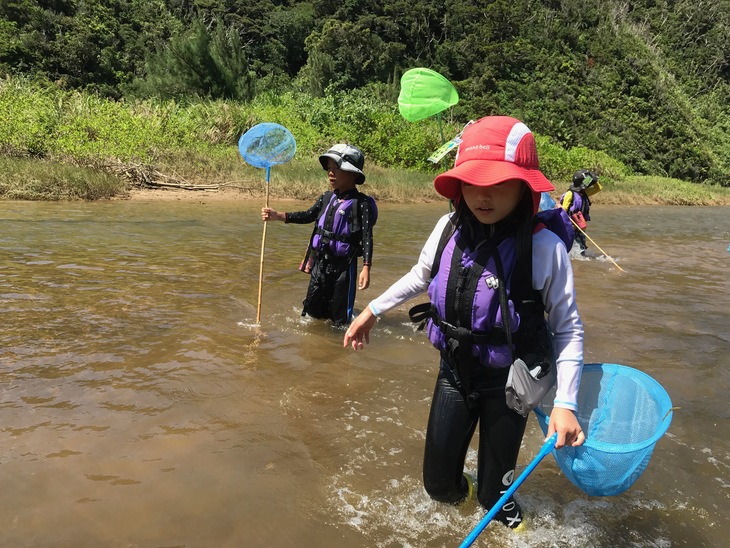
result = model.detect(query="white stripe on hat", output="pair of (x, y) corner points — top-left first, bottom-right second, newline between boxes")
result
(504, 122), (531, 163)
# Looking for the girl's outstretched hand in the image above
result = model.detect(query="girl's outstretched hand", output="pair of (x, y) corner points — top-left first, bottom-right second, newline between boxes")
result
(547, 407), (586, 449)
(344, 307), (377, 350)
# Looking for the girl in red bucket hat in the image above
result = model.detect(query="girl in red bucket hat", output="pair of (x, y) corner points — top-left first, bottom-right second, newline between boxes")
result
(344, 116), (584, 529)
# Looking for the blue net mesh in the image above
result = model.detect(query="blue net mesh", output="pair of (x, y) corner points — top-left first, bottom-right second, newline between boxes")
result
(534, 363), (673, 496)
(238, 123), (296, 169)
(539, 192), (557, 211)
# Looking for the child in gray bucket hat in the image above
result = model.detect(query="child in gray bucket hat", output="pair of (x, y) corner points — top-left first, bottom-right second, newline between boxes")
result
(318, 144), (366, 184)
(261, 143), (377, 326)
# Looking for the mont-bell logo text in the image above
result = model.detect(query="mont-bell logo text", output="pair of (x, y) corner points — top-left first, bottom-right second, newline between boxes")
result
(463, 144), (492, 153)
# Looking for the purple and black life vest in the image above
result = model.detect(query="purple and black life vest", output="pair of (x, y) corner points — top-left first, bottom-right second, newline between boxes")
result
(311, 191), (377, 259)
(425, 229), (521, 368)
(412, 208), (574, 369)
(560, 190), (591, 220)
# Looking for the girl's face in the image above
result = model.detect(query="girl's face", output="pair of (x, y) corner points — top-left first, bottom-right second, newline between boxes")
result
(461, 179), (525, 224)
(325, 158), (358, 193)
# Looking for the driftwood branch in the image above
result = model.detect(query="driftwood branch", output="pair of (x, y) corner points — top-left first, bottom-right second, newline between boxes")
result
(103, 160), (220, 191)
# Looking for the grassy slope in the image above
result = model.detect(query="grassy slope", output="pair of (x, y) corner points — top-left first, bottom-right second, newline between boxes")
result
(3, 79), (728, 204)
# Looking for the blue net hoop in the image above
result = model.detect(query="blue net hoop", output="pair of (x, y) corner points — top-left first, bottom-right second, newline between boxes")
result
(238, 123), (296, 170)
(534, 363), (673, 496)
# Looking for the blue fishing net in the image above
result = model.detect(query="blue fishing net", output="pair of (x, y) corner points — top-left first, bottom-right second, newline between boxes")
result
(238, 123), (296, 169)
(539, 192), (557, 211)
(534, 363), (673, 496)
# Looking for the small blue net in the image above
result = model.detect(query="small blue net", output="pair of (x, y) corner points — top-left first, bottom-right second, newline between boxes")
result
(534, 363), (673, 496)
(539, 192), (557, 211)
(238, 123), (296, 170)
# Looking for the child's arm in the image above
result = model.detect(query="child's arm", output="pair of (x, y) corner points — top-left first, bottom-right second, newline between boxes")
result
(533, 230), (585, 448)
(560, 190), (573, 212)
(344, 214), (452, 350)
(358, 264), (370, 290)
(264, 193), (328, 225)
(359, 197), (374, 285)
(548, 408), (585, 448)
(360, 198), (374, 253)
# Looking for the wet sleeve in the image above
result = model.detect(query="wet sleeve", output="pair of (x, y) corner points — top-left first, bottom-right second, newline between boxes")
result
(532, 230), (584, 411)
(368, 214), (453, 316)
(285, 194), (326, 224)
(360, 198), (373, 265)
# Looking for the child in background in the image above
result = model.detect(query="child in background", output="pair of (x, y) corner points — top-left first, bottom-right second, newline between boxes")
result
(343, 116), (584, 529)
(560, 169), (601, 255)
(262, 144), (376, 326)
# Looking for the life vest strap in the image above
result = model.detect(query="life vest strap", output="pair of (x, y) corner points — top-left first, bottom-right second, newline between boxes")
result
(408, 302), (431, 328)
(434, 316), (509, 346)
(313, 225), (357, 244)
(408, 302), (509, 346)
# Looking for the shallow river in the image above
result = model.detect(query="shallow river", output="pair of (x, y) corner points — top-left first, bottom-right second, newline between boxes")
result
(0, 199), (727, 547)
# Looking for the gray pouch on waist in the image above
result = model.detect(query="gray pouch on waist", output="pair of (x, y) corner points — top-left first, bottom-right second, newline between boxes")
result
(505, 358), (557, 417)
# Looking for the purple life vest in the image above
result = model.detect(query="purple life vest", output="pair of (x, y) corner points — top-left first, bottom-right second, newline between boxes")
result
(421, 209), (574, 369)
(560, 190), (590, 220)
(311, 192), (376, 258)
(426, 229), (521, 368)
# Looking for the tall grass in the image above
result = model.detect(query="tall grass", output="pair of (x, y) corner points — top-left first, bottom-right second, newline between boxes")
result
(266, 159), (440, 202)
(594, 176), (730, 206)
(0, 156), (127, 200)
(1, 76), (729, 204)
(0, 76), (623, 173)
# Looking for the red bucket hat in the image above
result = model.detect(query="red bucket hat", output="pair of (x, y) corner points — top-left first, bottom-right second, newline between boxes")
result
(434, 116), (555, 200)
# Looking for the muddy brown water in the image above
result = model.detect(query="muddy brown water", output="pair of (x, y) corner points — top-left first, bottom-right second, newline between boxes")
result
(1, 199), (728, 547)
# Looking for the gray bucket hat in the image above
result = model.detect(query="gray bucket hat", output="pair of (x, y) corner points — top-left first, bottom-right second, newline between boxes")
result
(571, 169), (598, 191)
(319, 144), (366, 184)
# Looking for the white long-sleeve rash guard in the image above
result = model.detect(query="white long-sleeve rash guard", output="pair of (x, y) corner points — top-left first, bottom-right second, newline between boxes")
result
(368, 213), (584, 411)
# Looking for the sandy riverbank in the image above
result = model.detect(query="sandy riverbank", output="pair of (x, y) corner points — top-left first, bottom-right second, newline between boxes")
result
(117, 186), (443, 204)
(120, 187), (262, 202)
(114, 184), (730, 206)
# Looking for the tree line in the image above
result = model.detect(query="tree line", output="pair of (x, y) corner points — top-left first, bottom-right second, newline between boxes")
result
(1, 0), (729, 186)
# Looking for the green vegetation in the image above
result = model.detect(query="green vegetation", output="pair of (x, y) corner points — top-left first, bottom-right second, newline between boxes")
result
(0, 76), (630, 178)
(0, 156), (126, 201)
(2, 77), (730, 204)
(0, 77), (634, 200)
(594, 176), (730, 206)
(1, 0), (730, 202)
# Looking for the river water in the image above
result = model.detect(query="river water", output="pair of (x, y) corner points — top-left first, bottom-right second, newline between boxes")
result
(0, 199), (727, 547)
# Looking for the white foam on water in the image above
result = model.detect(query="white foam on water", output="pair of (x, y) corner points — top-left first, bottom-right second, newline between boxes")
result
(326, 462), (675, 547)
(236, 321), (259, 329)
